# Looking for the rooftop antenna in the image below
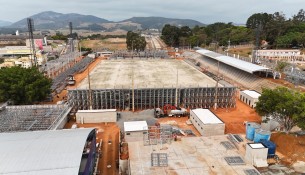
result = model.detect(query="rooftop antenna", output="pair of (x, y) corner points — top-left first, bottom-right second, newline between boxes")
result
(27, 18), (37, 67)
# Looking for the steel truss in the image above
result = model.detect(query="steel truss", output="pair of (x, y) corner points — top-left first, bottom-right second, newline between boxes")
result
(68, 87), (236, 110)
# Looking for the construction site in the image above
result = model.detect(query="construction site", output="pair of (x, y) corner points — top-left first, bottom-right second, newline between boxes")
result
(1, 26), (305, 175)
(68, 59), (236, 111)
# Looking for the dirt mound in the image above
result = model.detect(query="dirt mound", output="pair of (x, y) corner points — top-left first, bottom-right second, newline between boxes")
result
(271, 132), (305, 165)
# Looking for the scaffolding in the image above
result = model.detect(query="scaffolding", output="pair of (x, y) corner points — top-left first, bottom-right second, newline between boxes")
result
(68, 87), (236, 110)
(0, 104), (71, 132)
(143, 125), (173, 146)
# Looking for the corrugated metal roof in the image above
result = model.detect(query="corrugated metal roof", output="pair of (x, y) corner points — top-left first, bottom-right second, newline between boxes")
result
(192, 109), (223, 124)
(196, 49), (270, 74)
(0, 128), (94, 175)
(124, 121), (148, 132)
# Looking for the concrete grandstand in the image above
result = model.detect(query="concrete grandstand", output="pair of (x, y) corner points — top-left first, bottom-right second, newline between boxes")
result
(68, 58), (236, 111)
(184, 48), (279, 93)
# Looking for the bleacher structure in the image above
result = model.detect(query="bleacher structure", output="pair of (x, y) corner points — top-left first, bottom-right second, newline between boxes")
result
(68, 87), (236, 110)
(50, 56), (95, 94)
(0, 104), (71, 132)
(284, 65), (305, 85)
(109, 50), (169, 59)
(183, 51), (279, 93)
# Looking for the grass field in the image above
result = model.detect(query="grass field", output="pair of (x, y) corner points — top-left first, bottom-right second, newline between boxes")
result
(81, 38), (127, 51)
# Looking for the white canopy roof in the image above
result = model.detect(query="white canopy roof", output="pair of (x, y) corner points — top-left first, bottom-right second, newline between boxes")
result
(191, 109), (223, 124)
(0, 128), (94, 175)
(196, 49), (270, 74)
(242, 90), (261, 99)
(124, 121), (148, 132)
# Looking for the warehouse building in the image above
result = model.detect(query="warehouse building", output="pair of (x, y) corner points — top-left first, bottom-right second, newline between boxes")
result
(0, 128), (97, 175)
(124, 121), (148, 142)
(239, 90), (261, 108)
(190, 109), (225, 136)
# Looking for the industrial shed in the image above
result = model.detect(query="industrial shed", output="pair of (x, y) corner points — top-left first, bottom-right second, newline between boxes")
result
(124, 121), (148, 142)
(0, 128), (97, 175)
(240, 90), (261, 108)
(76, 109), (117, 123)
(190, 109), (225, 137)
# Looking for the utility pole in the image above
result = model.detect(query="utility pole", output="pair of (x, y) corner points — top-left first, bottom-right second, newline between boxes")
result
(175, 69), (178, 107)
(132, 64), (135, 112)
(88, 67), (92, 110)
(214, 61), (220, 110)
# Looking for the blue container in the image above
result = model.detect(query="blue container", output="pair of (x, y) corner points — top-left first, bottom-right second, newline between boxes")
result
(260, 140), (276, 155)
(246, 122), (261, 141)
(254, 129), (271, 143)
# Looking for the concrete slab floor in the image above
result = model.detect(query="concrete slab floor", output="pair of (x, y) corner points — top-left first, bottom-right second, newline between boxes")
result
(127, 135), (256, 175)
(77, 59), (219, 89)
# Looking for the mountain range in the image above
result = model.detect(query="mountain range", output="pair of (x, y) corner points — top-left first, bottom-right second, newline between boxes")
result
(3, 11), (205, 31)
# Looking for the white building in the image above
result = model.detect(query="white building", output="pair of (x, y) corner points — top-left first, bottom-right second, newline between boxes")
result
(76, 109), (117, 123)
(124, 121), (148, 142)
(190, 109), (225, 137)
(257, 49), (305, 61)
(239, 90), (261, 108)
(245, 143), (268, 167)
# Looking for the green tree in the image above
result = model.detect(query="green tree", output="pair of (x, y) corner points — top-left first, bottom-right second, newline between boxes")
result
(161, 24), (180, 46)
(126, 31), (146, 51)
(255, 87), (305, 133)
(0, 67), (51, 104)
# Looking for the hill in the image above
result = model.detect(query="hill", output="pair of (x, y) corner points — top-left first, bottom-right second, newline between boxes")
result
(9, 11), (110, 29)
(121, 17), (205, 29)
(0, 20), (12, 27)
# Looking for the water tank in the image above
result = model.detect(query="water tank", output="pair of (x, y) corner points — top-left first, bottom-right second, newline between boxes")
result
(260, 140), (276, 155)
(246, 122), (261, 141)
(254, 129), (271, 143)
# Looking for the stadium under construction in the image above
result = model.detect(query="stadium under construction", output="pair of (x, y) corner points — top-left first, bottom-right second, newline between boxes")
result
(68, 58), (236, 111)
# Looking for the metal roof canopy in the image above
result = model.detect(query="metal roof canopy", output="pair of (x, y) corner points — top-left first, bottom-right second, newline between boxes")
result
(196, 49), (270, 74)
(0, 128), (95, 175)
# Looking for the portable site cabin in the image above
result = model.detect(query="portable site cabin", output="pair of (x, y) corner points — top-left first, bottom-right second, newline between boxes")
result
(239, 90), (261, 108)
(245, 143), (268, 168)
(76, 109), (117, 123)
(190, 109), (225, 137)
(124, 121), (148, 142)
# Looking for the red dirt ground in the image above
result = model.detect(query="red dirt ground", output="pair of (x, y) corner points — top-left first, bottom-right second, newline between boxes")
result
(271, 132), (305, 165)
(212, 99), (262, 134)
(64, 121), (120, 175)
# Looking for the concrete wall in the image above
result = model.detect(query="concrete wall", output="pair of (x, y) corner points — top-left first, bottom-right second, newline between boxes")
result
(124, 131), (147, 142)
(76, 110), (117, 123)
(190, 110), (225, 137)
(239, 92), (259, 108)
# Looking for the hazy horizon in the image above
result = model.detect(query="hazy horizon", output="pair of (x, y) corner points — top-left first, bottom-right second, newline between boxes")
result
(0, 0), (303, 24)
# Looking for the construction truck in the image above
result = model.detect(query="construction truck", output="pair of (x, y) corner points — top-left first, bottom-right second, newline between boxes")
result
(67, 74), (76, 85)
(155, 104), (188, 118)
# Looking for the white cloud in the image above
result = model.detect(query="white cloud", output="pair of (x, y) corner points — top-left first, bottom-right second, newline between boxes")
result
(0, 0), (303, 24)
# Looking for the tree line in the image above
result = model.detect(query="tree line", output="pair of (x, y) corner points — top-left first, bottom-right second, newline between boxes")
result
(161, 9), (305, 49)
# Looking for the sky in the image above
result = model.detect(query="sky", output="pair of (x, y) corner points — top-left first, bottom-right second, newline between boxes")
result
(0, 0), (303, 24)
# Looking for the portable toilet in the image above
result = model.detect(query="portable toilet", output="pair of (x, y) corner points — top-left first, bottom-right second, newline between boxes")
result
(254, 129), (271, 143)
(246, 122), (261, 141)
